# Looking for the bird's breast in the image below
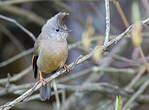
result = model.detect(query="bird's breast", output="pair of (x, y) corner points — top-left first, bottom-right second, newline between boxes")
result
(37, 40), (68, 73)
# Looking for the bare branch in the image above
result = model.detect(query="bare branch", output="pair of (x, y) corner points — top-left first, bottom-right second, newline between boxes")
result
(104, 0), (110, 45)
(112, 0), (129, 28)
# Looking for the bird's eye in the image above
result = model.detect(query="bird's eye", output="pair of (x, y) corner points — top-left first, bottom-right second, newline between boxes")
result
(56, 29), (59, 32)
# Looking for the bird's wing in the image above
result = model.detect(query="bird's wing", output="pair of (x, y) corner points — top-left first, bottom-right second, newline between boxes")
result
(32, 55), (38, 79)
(32, 35), (41, 79)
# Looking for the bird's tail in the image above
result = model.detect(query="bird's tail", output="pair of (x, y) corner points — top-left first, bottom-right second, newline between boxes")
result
(40, 74), (51, 101)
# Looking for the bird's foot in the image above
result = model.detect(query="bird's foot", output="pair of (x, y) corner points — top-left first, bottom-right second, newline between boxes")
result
(64, 64), (70, 72)
(40, 72), (46, 86)
(40, 77), (46, 86)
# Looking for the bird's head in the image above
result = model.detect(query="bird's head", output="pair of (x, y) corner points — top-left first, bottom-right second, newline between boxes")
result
(42, 12), (71, 41)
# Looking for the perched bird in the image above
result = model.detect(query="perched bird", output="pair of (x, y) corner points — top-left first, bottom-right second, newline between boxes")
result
(32, 12), (70, 101)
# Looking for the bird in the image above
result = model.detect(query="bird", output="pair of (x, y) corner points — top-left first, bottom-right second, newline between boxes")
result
(32, 12), (71, 101)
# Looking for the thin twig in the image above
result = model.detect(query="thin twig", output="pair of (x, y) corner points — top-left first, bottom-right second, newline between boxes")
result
(104, 0), (110, 45)
(112, 0), (129, 28)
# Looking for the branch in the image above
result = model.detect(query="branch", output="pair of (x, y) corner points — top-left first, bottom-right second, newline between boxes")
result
(104, 0), (110, 45)
(112, 0), (129, 28)
(0, 18), (149, 110)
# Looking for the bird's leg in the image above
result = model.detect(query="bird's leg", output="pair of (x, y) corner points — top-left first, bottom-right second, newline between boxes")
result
(40, 72), (46, 86)
(32, 55), (34, 63)
(63, 64), (70, 72)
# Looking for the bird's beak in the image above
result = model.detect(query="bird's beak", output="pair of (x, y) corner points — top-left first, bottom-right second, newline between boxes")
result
(64, 29), (72, 33)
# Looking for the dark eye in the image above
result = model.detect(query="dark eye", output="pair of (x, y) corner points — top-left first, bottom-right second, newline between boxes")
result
(56, 29), (59, 32)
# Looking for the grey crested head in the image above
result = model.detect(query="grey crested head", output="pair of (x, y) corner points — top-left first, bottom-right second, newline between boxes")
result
(41, 12), (70, 40)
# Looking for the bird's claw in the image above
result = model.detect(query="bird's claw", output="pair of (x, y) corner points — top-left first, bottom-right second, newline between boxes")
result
(40, 77), (46, 86)
(64, 64), (70, 72)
